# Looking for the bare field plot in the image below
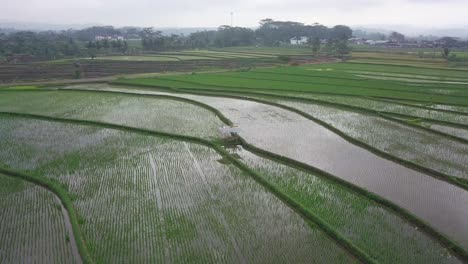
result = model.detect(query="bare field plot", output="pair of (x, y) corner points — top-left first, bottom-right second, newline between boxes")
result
(0, 174), (78, 264)
(0, 116), (356, 263)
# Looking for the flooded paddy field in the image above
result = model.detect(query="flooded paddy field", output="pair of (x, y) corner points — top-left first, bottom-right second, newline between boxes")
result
(73, 86), (468, 248)
(425, 123), (468, 141)
(0, 174), (78, 264)
(275, 100), (468, 181)
(2, 58), (468, 263)
(229, 146), (462, 263)
(0, 90), (224, 139)
(279, 94), (468, 126)
(0, 116), (355, 263)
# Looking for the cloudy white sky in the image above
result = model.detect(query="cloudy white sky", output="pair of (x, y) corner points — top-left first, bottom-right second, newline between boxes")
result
(2, 0), (468, 28)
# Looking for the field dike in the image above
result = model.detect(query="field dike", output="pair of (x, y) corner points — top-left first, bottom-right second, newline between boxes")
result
(0, 111), (373, 264)
(0, 167), (92, 264)
(104, 83), (468, 189)
(2, 90), (467, 261)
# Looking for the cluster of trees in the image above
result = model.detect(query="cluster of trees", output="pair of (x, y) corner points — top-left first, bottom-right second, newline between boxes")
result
(128, 19), (352, 54)
(0, 31), (80, 60)
(189, 26), (255, 48)
(86, 40), (128, 52)
(256, 19), (352, 46)
(140, 28), (186, 51)
(140, 25), (255, 50)
(85, 39), (129, 59)
(163, 19), (351, 53)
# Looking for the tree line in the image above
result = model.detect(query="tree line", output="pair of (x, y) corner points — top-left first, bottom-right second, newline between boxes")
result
(0, 19), (353, 61)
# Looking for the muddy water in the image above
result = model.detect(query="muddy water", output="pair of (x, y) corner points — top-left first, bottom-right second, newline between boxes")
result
(78, 85), (468, 249)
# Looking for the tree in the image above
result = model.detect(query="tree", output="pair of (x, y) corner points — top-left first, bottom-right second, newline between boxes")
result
(331, 25), (352, 40)
(88, 48), (97, 59)
(335, 40), (351, 58)
(310, 37), (321, 55)
(389, 31), (405, 42)
(323, 39), (335, 55)
(102, 39), (110, 49)
(443, 47), (450, 58)
(438, 37), (458, 59)
(122, 41), (129, 53)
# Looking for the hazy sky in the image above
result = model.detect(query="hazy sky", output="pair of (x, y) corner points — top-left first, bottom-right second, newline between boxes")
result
(2, 0), (468, 28)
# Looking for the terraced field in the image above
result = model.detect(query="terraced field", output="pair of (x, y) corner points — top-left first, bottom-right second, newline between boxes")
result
(1, 59), (467, 263)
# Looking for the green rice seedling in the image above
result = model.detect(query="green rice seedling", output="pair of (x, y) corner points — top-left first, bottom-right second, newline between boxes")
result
(0, 90), (225, 139)
(0, 116), (357, 264)
(0, 174), (78, 264)
(228, 147), (463, 264)
(275, 100), (468, 181)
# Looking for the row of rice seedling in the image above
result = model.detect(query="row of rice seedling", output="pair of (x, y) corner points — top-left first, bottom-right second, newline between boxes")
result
(424, 122), (468, 141)
(349, 72), (468, 84)
(348, 59), (462, 69)
(114, 69), (468, 106)
(0, 174), (78, 264)
(228, 146), (462, 263)
(100, 54), (224, 61)
(326, 62), (468, 79)
(168, 50), (275, 59)
(253, 65), (468, 87)
(0, 115), (357, 263)
(274, 100), (468, 181)
(0, 90), (224, 139)
(213, 46), (315, 56)
(281, 94), (468, 126)
(250, 66), (468, 95)
(95, 55), (180, 62)
(87, 88), (468, 248)
(381, 100), (468, 114)
(375, 99), (468, 114)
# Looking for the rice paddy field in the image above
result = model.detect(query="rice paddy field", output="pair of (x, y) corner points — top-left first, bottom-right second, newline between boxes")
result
(0, 174), (79, 264)
(1, 55), (467, 263)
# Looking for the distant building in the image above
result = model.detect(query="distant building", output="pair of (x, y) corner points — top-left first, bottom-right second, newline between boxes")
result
(348, 38), (366, 45)
(365, 40), (388, 45)
(95, 35), (124, 41)
(290, 37), (308, 45)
